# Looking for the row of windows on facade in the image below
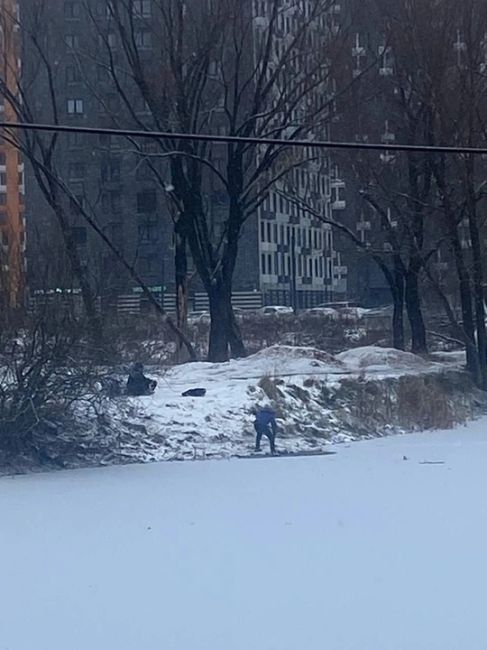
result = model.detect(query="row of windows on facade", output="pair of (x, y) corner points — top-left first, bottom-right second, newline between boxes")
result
(66, 95), (149, 114)
(0, 152), (23, 166)
(65, 27), (152, 52)
(0, 171), (24, 186)
(261, 251), (331, 281)
(0, 192), (23, 206)
(64, 1), (151, 20)
(67, 158), (159, 187)
(260, 220), (330, 250)
(69, 187), (157, 214)
(351, 30), (487, 77)
(0, 230), (25, 249)
(263, 180), (331, 215)
(70, 220), (158, 247)
(252, 0), (336, 24)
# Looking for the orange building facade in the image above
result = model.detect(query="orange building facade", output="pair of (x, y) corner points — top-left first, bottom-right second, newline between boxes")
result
(0, 0), (24, 310)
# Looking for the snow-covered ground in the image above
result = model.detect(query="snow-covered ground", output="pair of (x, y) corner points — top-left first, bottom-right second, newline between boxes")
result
(2, 417), (487, 650)
(116, 345), (464, 462)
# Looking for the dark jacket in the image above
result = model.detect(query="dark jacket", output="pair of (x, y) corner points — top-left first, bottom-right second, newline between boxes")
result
(127, 363), (157, 396)
(255, 407), (277, 433)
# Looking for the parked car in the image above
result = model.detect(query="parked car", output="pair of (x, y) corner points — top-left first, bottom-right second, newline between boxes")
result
(315, 300), (361, 309)
(305, 307), (340, 319)
(258, 305), (294, 316)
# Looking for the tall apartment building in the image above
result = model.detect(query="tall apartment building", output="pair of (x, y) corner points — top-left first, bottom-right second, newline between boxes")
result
(0, 0), (24, 310)
(23, 0), (347, 311)
(254, 1), (347, 307)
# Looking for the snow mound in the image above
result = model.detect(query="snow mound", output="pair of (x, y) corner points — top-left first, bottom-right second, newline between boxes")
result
(250, 345), (345, 369)
(337, 346), (432, 372)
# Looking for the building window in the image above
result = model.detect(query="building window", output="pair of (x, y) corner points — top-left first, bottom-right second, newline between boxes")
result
(261, 253), (266, 274)
(99, 134), (111, 148)
(64, 2), (81, 19)
(96, 2), (111, 17)
(66, 65), (81, 83)
(268, 254), (273, 274)
(107, 32), (117, 49)
(135, 162), (152, 180)
(65, 34), (79, 49)
(67, 98), (84, 114)
(108, 190), (121, 212)
(101, 159), (121, 182)
(138, 222), (158, 242)
(67, 131), (82, 148)
(0, 192), (6, 205)
(71, 226), (87, 245)
(135, 29), (152, 49)
(68, 162), (85, 179)
(0, 153), (5, 166)
(69, 195), (84, 215)
(106, 222), (123, 247)
(132, 0), (151, 17)
(96, 64), (110, 82)
(105, 94), (120, 112)
(137, 189), (157, 213)
(140, 255), (157, 274)
(260, 220), (265, 242)
(135, 97), (150, 114)
(0, 172), (6, 186)
(98, 32), (117, 49)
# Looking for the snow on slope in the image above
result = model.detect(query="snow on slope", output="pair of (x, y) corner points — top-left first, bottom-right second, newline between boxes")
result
(1, 417), (487, 650)
(336, 345), (432, 374)
(119, 345), (457, 462)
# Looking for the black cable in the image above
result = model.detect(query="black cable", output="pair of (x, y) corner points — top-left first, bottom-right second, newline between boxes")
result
(1, 120), (487, 156)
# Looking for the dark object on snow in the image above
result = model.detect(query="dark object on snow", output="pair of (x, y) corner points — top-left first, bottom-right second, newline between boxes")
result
(127, 362), (157, 396)
(254, 406), (278, 454)
(182, 388), (207, 397)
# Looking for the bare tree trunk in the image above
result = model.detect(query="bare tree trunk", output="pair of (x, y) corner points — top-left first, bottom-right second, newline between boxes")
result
(174, 229), (189, 355)
(465, 156), (487, 389)
(50, 192), (100, 339)
(207, 280), (233, 362)
(205, 274), (246, 362)
(392, 269), (405, 351)
(405, 265), (427, 354)
(449, 220), (478, 377)
(433, 160), (479, 378)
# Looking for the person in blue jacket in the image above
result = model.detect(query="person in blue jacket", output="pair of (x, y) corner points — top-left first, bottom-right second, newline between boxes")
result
(254, 405), (278, 454)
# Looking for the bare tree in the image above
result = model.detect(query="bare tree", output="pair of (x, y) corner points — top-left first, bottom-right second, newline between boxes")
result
(338, 0), (487, 385)
(1, 1), (196, 358)
(86, 0), (357, 361)
(0, 2), (101, 335)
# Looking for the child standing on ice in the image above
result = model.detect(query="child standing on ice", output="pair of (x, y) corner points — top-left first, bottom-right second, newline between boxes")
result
(254, 406), (278, 454)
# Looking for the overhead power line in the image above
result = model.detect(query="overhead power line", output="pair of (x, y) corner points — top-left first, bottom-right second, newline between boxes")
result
(1, 120), (487, 156)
